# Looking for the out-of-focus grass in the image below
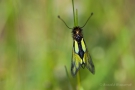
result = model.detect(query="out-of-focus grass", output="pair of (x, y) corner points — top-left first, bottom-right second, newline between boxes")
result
(0, 0), (135, 90)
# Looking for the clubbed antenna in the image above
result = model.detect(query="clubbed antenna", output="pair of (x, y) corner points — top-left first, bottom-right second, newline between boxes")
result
(58, 15), (72, 29)
(80, 13), (93, 28)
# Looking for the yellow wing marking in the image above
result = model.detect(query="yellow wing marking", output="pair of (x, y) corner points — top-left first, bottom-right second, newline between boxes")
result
(81, 38), (86, 52)
(71, 49), (83, 76)
(74, 40), (79, 53)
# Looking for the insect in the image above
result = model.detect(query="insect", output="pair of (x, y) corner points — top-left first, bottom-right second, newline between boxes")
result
(58, 13), (95, 76)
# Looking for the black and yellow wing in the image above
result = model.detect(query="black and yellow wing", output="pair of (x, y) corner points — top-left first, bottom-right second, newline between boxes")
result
(71, 48), (82, 76)
(83, 49), (95, 74)
(71, 38), (95, 76)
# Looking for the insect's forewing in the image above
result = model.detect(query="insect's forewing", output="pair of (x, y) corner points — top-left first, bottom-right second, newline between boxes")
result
(71, 40), (83, 76)
(81, 38), (95, 74)
(83, 49), (95, 74)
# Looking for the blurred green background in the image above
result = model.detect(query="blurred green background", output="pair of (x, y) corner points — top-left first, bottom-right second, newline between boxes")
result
(0, 0), (135, 90)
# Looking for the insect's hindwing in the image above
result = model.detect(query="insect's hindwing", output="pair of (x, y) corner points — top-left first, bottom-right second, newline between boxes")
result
(83, 50), (95, 74)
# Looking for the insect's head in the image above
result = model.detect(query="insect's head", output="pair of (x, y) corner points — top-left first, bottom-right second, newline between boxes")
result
(72, 27), (82, 34)
(72, 27), (83, 41)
